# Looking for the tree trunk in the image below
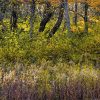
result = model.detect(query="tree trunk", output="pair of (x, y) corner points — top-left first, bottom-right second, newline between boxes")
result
(10, 4), (18, 31)
(29, 0), (36, 38)
(84, 2), (88, 33)
(74, 0), (78, 26)
(0, 0), (7, 31)
(64, 0), (71, 32)
(39, 1), (53, 32)
(49, 4), (64, 37)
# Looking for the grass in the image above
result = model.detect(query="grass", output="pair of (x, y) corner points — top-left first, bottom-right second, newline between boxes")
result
(0, 62), (100, 100)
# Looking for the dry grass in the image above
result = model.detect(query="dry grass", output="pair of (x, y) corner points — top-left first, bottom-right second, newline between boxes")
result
(0, 62), (100, 100)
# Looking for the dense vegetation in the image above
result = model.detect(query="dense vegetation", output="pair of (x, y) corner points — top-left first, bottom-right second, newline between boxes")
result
(0, 0), (100, 100)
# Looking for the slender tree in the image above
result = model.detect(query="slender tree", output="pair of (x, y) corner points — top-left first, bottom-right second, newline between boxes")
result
(10, 3), (18, 31)
(84, 1), (88, 33)
(63, 0), (71, 32)
(49, 3), (64, 37)
(0, 0), (7, 31)
(29, 0), (36, 38)
(74, 0), (78, 26)
(39, 1), (53, 32)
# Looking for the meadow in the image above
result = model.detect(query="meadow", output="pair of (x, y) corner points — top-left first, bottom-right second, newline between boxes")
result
(0, 0), (100, 99)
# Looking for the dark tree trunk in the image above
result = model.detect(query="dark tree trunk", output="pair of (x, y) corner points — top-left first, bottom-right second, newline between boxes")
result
(29, 0), (36, 38)
(0, 0), (7, 31)
(10, 4), (18, 31)
(49, 4), (64, 37)
(74, 0), (78, 26)
(39, 1), (53, 32)
(84, 2), (88, 33)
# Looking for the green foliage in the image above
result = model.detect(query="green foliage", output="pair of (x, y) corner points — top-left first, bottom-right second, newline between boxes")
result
(0, 17), (100, 67)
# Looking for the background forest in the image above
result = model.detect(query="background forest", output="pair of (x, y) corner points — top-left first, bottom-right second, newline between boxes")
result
(0, 0), (100, 100)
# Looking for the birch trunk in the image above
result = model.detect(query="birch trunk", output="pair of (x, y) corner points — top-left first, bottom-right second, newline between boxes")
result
(64, 0), (71, 33)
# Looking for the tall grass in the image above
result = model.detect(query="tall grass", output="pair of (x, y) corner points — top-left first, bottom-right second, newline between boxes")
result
(0, 62), (100, 100)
